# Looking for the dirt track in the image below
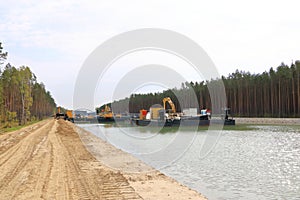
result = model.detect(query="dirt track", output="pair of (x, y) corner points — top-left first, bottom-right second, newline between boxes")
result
(0, 119), (141, 199)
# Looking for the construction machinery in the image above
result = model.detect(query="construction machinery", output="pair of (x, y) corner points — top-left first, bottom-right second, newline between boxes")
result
(163, 97), (176, 113)
(132, 96), (235, 126)
(162, 97), (182, 121)
(55, 107), (74, 123)
(65, 110), (75, 123)
(97, 105), (114, 122)
(55, 107), (65, 119)
(132, 98), (178, 126)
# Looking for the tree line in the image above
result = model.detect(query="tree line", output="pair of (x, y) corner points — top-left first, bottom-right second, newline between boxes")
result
(223, 61), (300, 117)
(0, 42), (56, 128)
(102, 61), (300, 117)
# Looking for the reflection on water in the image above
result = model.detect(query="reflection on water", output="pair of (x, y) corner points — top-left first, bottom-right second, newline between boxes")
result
(80, 124), (300, 200)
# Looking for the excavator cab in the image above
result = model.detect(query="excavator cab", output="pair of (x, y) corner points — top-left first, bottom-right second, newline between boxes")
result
(55, 107), (65, 119)
(65, 110), (74, 123)
(98, 105), (113, 119)
(163, 97), (180, 119)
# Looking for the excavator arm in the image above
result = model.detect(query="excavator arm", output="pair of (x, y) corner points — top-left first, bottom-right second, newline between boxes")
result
(100, 105), (113, 119)
(104, 105), (111, 112)
(163, 97), (176, 113)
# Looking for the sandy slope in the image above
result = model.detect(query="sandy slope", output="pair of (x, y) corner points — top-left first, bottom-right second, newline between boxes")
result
(0, 119), (206, 199)
(76, 125), (207, 200)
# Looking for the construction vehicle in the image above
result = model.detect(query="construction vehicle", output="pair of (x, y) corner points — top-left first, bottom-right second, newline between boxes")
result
(65, 110), (74, 123)
(132, 96), (235, 126)
(55, 107), (65, 119)
(163, 97), (176, 113)
(133, 98), (178, 126)
(55, 107), (74, 123)
(97, 105), (114, 122)
(162, 97), (181, 121)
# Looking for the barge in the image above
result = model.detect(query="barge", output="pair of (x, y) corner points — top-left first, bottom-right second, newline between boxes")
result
(131, 116), (235, 127)
(131, 107), (235, 127)
(96, 98), (235, 126)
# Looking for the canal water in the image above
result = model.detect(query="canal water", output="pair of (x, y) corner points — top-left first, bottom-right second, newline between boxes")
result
(79, 124), (300, 200)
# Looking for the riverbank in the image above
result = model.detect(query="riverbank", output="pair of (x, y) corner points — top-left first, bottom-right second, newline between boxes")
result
(74, 123), (207, 200)
(0, 119), (206, 199)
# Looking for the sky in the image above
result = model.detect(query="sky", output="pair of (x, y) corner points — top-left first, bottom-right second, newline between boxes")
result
(0, 0), (299, 110)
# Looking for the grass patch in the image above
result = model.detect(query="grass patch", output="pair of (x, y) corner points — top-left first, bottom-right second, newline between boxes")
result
(0, 120), (41, 134)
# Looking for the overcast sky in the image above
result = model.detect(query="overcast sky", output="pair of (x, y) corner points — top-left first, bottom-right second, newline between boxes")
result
(0, 0), (299, 109)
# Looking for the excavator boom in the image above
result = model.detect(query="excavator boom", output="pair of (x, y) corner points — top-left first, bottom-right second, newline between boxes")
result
(163, 97), (176, 113)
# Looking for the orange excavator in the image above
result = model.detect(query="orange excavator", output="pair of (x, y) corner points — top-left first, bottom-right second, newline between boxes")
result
(55, 107), (74, 123)
(55, 106), (65, 119)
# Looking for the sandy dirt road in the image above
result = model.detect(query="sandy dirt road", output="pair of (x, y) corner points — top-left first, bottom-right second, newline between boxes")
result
(0, 119), (141, 199)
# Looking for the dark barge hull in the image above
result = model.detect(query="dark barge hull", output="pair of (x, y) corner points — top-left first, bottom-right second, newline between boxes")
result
(179, 115), (210, 126)
(97, 116), (132, 123)
(97, 116), (115, 123)
(132, 118), (210, 127)
(133, 119), (173, 127)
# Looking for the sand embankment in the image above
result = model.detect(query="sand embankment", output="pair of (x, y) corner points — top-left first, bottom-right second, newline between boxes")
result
(75, 124), (207, 200)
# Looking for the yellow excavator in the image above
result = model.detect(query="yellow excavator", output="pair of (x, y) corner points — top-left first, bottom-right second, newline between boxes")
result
(55, 107), (74, 123)
(55, 106), (65, 119)
(98, 105), (114, 122)
(163, 97), (176, 113)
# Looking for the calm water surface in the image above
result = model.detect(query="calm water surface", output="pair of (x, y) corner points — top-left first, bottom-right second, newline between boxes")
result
(79, 124), (300, 200)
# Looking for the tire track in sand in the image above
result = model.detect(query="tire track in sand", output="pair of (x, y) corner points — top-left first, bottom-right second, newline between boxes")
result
(0, 120), (49, 168)
(0, 121), (51, 198)
(0, 119), (142, 199)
